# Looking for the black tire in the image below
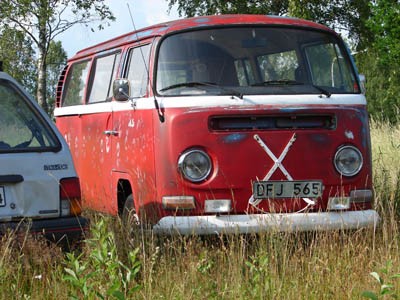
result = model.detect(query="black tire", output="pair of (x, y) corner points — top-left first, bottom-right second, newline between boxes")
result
(122, 194), (140, 227)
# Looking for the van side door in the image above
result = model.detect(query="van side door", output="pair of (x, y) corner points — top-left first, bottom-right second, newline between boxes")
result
(80, 51), (121, 212)
(111, 42), (156, 213)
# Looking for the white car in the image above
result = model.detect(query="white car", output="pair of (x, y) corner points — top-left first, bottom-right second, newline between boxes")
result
(0, 68), (87, 244)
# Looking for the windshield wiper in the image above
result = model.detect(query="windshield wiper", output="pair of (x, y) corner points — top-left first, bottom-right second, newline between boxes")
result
(311, 85), (331, 98)
(252, 79), (303, 86)
(251, 80), (332, 98)
(159, 81), (208, 92)
(159, 81), (243, 99)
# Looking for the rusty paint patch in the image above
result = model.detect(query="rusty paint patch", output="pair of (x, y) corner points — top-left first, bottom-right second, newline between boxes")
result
(310, 134), (329, 144)
(222, 133), (247, 144)
(194, 17), (212, 24)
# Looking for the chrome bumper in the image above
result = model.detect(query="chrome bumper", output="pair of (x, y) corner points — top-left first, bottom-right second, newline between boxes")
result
(153, 210), (380, 235)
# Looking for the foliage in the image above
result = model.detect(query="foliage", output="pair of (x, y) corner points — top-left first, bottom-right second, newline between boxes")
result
(46, 40), (67, 114)
(0, 25), (37, 95)
(168, 0), (289, 17)
(0, 0), (114, 51)
(168, 0), (372, 49)
(355, 0), (400, 123)
(244, 253), (274, 298)
(0, 0), (115, 114)
(62, 218), (141, 300)
(288, 0), (372, 50)
(0, 26), (67, 112)
(367, 0), (400, 66)
(362, 261), (400, 299)
(356, 51), (400, 123)
(369, 120), (400, 226)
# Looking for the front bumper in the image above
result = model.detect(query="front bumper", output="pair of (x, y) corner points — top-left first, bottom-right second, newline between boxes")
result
(0, 216), (88, 244)
(153, 210), (380, 235)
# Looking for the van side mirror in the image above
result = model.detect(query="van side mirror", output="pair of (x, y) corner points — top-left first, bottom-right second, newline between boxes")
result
(359, 74), (366, 95)
(113, 78), (131, 101)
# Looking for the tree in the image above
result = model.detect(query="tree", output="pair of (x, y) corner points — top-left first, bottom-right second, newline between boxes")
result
(0, 0), (115, 114)
(168, 0), (372, 50)
(288, 0), (372, 50)
(46, 40), (68, 115)
(0, 25), (37, 95)
(356, 0), (400, 123)
(1, 26), (68, 113)
(356, 49), (400, 123)
(367, 0), (400, 66)
(169, 0), (288, 17)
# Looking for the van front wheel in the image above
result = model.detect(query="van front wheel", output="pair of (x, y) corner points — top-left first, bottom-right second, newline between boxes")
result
(122, 194), (140, 229)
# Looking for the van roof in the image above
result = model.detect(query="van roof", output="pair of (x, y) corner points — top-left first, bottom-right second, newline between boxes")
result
(71, 14), (334, 60)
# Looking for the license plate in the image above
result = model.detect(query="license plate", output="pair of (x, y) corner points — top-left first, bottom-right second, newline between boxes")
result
(253, 181), (322, 199)
(0, 186), (5, 206)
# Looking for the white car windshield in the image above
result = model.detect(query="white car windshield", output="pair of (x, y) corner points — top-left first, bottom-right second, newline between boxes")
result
(156, 26), (358, 97)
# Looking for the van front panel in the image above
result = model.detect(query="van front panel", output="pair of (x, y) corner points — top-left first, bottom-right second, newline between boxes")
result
(153, 95), (372, 219)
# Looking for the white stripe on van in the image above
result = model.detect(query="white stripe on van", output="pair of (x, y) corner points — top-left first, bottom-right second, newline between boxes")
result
(54, 94), (367, 117)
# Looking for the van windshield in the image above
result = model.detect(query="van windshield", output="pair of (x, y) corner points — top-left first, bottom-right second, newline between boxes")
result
(0, 80), (60, 152)
(156, 27), (358, 97)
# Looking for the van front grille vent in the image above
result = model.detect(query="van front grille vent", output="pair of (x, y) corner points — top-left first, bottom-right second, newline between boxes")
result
(209, 115), (336, 131)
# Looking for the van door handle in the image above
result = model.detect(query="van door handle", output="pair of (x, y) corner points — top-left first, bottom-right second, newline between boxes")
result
(103, 130), (119, 136)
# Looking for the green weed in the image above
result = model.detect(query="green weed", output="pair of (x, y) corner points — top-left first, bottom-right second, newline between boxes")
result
(62, 217), (141, 300)
(362, 261), (400, 299)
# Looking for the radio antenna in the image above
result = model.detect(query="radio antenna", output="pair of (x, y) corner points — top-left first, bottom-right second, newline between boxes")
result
(127, 3), (165, 123)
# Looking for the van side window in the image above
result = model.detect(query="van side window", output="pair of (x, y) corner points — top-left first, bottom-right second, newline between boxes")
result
(125, 44), (151, 98)
(87, 52), (121, 103)
(62, 60), (90, 106)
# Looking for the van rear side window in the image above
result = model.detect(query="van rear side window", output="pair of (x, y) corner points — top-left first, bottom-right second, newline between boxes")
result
(62, 60), (90, 106)
(87, 52), (121, 103)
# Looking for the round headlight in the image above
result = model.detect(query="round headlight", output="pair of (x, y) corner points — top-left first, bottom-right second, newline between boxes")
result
(178, 149), (212, 182)
(334, 146), (363, 177)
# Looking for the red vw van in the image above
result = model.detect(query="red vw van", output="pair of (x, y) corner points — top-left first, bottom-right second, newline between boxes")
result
(55, 15), (379, 234)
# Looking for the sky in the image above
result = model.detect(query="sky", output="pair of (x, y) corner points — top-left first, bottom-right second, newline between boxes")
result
(56, 0), (181, 57)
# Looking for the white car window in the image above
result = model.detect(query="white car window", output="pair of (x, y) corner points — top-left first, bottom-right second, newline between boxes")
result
(0, 80), (60, 151)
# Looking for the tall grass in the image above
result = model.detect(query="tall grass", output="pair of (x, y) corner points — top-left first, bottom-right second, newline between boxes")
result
(370, 120), (400, 235)
(0, 121), (399, 299)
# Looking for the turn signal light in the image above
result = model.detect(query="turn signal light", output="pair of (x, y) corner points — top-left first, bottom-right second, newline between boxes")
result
(162, 196), (195, 210)
(60, 177), (82, 216)
(327, 197), (350, 210)
(350, 189), (373, 203)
